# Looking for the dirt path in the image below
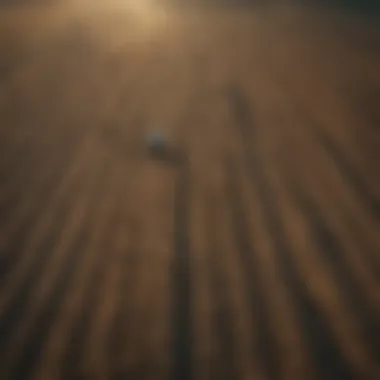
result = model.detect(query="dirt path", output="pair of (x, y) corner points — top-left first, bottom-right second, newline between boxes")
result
(0, 2), (379, 380)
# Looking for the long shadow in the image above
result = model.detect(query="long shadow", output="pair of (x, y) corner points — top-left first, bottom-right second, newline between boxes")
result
(204, 188), (238, 380)
(172, 151), (193, 380)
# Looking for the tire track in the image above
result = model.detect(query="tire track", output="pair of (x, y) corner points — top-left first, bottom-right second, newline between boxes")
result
(57, 162), (121, 380)
(2, 149), (112, 380)
(0, 135), (99, 313)
(281, 164), (380, 364)
(172, 154), (193, 380)
(227, 84), (357, 380)
(204, 184), (238, 380)
(225, 156), (280, 380)
(0, 131), (85, 270)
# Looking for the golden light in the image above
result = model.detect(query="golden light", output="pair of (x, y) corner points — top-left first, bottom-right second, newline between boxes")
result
(67, 0), (171, 45)
(101, 0), (169, 29)
(107, 0), (158, 16)
(125, 0), (155, 13)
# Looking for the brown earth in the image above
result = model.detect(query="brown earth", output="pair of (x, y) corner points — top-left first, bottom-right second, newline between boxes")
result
(0, 2), (379, 380)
